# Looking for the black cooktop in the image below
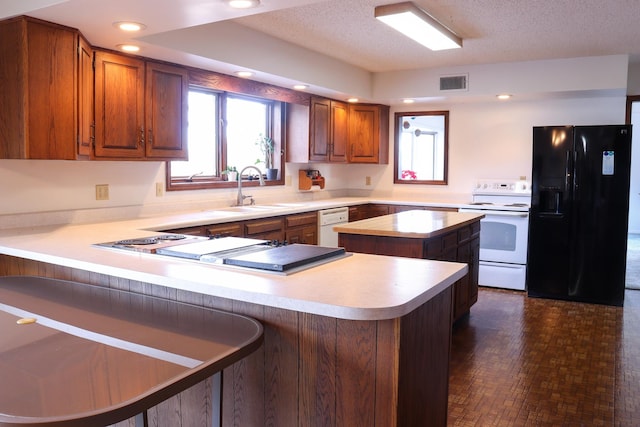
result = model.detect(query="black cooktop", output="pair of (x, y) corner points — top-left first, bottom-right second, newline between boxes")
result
(222, 244), (346, 272)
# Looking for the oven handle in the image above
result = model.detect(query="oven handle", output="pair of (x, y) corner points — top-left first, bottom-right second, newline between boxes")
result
(459, 209), (529, 218)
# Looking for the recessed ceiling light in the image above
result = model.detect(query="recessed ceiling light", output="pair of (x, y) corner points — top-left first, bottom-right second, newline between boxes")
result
(226, 0), (260, 9)
(117, 44), (140, 53)
(403, 99), (415, 104)
(347, 97), (359, 103)
(497, 94), (512, 100)
(113, 21), (146, 32)
(235, 71), (254, 78)
(293, 84), (308, 90)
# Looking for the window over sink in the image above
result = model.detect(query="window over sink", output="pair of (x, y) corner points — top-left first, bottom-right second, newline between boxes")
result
(393, 111), (449, 185)
(167, 88), (283, 190)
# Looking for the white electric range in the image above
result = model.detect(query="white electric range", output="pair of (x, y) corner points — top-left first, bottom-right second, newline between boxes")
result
(459, 179), (531, 291)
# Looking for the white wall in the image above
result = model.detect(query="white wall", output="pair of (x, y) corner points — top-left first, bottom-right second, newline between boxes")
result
(0, 53), (633, 226)
(345, 95), (627, 198)
(0, 94), (626, 224)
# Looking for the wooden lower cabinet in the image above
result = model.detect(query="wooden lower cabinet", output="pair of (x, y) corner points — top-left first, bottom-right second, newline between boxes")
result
(206, 222), (243, 238)
(1, 256), (453, 427)
(284, 212), (317, 245)
(244, 217), (285, 242)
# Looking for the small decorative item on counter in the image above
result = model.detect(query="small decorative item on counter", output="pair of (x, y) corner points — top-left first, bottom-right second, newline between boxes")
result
(401, 169), (417, 180)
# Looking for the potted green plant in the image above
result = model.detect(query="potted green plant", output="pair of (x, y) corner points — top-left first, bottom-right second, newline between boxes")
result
(255, 134), (278, 180)
(223, 166), (238, 182)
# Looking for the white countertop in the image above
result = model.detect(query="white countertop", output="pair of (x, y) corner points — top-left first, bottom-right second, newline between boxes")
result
(0, 206), (468, 321)
(334, 210), (484, 238)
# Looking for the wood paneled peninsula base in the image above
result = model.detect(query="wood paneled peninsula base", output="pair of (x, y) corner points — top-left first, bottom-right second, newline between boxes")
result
(336, 210), (484, 322)
(0, 219), (466, 427)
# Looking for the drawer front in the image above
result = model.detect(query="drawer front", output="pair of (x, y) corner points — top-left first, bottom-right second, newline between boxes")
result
(245, 218), (284, 236)
(285, 212), (317, 228)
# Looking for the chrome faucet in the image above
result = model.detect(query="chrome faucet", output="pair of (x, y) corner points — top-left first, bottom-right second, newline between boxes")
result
(236, 165), (265, 206)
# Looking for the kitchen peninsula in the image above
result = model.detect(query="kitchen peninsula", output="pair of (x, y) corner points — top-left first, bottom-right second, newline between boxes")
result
(335, 210), (483, 321)
(0, 211), (467, 427)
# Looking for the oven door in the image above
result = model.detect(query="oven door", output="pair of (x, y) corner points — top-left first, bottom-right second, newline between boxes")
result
(459, 209), (529, 264)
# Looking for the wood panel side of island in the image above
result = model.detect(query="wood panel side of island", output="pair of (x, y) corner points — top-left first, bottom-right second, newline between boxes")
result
(0, 255), (453, 427)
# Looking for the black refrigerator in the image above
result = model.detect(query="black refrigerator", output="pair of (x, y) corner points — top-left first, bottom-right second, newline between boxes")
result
(527, 125), (632, 306)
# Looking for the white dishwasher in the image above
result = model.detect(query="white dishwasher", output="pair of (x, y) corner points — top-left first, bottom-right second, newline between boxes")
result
(318, 207), (349, 247)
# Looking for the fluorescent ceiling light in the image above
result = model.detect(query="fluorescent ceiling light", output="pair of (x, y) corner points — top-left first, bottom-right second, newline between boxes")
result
(226, 0), (260, 8)
(375, 2), (462, 51)
(235, 71), (254, 78)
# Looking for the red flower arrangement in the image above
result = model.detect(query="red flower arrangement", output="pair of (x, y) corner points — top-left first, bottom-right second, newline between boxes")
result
(401, 170), (417, 179)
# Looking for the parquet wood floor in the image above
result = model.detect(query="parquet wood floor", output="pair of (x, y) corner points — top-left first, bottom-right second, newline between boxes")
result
(448, 288), (640, 426)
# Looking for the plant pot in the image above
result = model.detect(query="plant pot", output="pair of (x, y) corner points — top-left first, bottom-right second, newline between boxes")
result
(266, 168), (278, 180)
(227, 171), (238, 182)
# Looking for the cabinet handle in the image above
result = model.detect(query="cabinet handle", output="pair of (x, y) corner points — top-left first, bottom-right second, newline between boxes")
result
(140, 127), (145, 147)
(148, 129), (153, 146)
(90, 122), (95, 144)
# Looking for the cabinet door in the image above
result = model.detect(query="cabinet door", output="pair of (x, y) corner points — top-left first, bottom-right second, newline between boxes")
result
(348, 104), (379, 163)
(329, 100), (348, 162)
(77, 35), (93, 157)
(309, 97), (330, 161)
(286, 225), (317, 245)
(145, 61), (188, 159)
(94, 51), (145, 158)
(0, 18), (77, 159)
(348, 104), (389, 164)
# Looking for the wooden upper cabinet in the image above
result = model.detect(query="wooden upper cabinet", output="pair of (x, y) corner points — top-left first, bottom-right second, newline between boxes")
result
(94, 51), (188, 160)
(144, 61), (188, 159)
(348, 103), (389, 164)
(309, 97), (347, 163)
(94, 51), (145, 158)
(289, 96), (389, 164)
(0, 16), (78, 159)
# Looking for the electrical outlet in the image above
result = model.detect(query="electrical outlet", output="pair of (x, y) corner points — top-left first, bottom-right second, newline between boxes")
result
(155, 182), (164, 197)
(365, 176), (371, 186)
(95, 184), (109, 201)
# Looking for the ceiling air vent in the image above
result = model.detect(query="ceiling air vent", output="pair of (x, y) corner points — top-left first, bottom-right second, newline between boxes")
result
(439, 74), (468, 91)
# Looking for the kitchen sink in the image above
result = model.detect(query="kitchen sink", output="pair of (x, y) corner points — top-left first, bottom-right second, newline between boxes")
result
(222, 205), (283, 213)
(267, 202), (308, 208)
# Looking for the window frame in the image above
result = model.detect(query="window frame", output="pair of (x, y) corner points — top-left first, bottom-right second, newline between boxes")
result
(393, 110), (449, 185)
(167, 87), (285, 191)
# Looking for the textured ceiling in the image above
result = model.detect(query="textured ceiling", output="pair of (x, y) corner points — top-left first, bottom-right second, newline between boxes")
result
(4, 0), (640, 94)
(234, 0), (640, 72)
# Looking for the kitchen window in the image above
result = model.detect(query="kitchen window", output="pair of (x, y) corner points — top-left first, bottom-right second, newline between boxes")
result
(167, 88), (283, 190)
(393, 111), (449, 185)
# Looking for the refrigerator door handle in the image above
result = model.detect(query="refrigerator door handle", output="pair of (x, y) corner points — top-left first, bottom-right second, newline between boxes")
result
(565, 150), (572, 191)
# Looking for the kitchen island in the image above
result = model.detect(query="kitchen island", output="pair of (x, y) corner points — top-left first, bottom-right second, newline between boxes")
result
(335, 210), (484, 321)
(0, 218), (467, 427)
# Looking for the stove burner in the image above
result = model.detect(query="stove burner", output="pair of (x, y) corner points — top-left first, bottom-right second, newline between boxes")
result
(156, 234), (187, 241)
(116, 238), (159, 246)
(115, 235), (187, 246)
